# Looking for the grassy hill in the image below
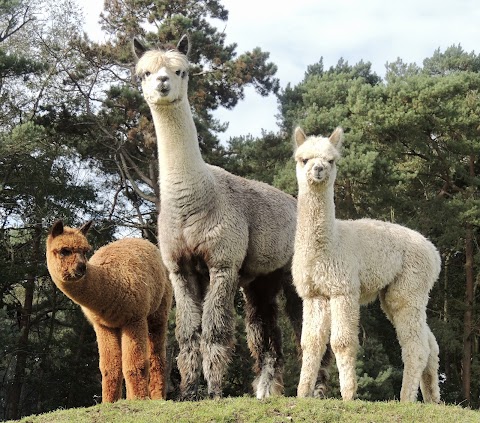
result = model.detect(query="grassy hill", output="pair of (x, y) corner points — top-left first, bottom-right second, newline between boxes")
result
(8, 397), (480, 423)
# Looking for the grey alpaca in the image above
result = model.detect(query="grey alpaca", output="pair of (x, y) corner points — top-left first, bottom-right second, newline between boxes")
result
(132, 35), (329, 399)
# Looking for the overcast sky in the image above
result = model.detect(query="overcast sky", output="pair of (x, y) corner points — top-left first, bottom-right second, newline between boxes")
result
(82, 0), (480, 141)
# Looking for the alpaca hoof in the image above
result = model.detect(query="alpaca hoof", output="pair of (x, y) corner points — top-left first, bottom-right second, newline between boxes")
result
(208, 391), (222, 400)
(313, 382), (328, 398)
(178, 387), (200, 402)
(255, 378), (283, 399)
(297, 383), (313, 398)
(255, 383), (271, 400)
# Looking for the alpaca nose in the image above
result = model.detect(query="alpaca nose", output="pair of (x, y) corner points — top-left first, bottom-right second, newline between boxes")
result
(156, 75), (170, 94)
(76, 262), (87, 276)
(313, 164), (324, 173)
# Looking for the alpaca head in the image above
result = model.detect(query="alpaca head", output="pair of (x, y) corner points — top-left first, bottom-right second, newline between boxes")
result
(133, 35), (190, 107)
(294, 127), (343, 188)
(46, 220), (93, 285)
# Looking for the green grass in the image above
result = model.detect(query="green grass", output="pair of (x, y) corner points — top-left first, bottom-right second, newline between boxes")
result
(9, 397), (480, 423)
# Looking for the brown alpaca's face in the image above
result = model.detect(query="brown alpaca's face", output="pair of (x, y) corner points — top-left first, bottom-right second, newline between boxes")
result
(51, 245), (90, 282)
(46, 225), (92, 284)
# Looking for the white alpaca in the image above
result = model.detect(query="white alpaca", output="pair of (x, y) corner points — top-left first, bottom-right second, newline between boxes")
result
(292, 127), (441, 403)
(132, 36), (328, 400)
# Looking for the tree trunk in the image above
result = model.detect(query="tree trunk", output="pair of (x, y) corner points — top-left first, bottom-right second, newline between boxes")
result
(462, 224), (474, 404)
(5, 222), (41, 420)
(66, 318), (90, 408)
(35, 287), (59, 413)
(461, 154), (476, 404)
(342, 178), (357, 219)
(442, 253), (451, 384)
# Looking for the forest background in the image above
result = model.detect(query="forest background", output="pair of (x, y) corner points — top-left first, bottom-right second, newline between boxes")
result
(0, 0), (479, 420)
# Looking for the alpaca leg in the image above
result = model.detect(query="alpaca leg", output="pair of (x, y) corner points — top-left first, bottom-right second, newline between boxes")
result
(396, 314), (429, 402)
(147, 298), (171, 399)
(329, 295), (359, 401)
(201, 266), (238, 399)
(243, 272), (284, 399)
(121, 319), (150, 400)
(282, 278), (332, 397)
(381, 290), (431, 402)
(94, 325), (123, 403)
(298, 296), (331, 397)
(171, 268), (203, 400)
(420, 328), (441, 403)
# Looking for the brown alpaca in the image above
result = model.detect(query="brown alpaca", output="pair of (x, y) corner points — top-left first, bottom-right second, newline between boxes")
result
(46, 220), (173, 402)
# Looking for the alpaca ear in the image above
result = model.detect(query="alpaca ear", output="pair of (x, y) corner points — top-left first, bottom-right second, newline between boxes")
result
(50, 220), (64, 238)
(80, 220), (93, 236)
(177, 34), (191, 57)
(329, 127), (344, 149)
(294, 127), (307, 148)
(132, 38), (147, 61)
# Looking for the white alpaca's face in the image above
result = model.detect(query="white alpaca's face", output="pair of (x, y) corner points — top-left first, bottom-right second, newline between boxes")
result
(294, 128), (343, 187)
(136, 50), (189, 106)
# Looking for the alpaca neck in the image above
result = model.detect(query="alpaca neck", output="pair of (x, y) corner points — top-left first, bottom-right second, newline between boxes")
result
(59, 265), (108, 312)
(150, 99), (209, 188)
(297, 183), (337, 248)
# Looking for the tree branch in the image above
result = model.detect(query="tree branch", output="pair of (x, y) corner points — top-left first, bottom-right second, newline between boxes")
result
(116, 154), (156, 203)
(119, 149), (154, 187)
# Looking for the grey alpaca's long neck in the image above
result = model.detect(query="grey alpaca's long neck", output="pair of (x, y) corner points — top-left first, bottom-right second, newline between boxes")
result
(150, 99), (210, 190)
(297, 183), (337, 248)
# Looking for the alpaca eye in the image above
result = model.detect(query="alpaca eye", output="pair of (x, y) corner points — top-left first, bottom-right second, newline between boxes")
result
(329, 159), (334, 165)
(302, 159), (308, 165)
(175, 70), (181, 76)
(59, 248), (72, 257)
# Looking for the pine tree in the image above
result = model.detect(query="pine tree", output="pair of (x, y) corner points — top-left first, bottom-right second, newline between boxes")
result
(66, 0), (281, 238)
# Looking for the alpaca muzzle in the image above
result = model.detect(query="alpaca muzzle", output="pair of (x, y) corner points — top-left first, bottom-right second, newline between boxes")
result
(310, 164), (326, 182)
(158, 84), (170, 96)
(76, 262), (87, 277)
(156, 76), (170, 96)
(64, 262), (87, 281)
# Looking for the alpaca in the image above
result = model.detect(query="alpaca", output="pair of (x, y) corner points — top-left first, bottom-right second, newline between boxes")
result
(292, 127), (441, 403)
(132, 35), (330, 400)
(46, 220), (173, 402)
